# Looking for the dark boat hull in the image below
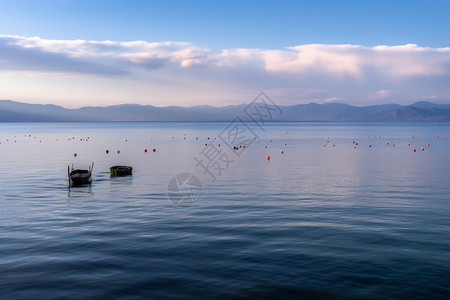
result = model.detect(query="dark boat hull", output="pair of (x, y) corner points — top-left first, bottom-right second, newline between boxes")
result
(69, 169), (92, 186)
(110, 166), (133, 177)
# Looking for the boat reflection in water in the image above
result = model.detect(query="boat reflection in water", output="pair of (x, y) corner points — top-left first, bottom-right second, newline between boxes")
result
(68, 185), (93, 199)
(67, 162), (94, 199)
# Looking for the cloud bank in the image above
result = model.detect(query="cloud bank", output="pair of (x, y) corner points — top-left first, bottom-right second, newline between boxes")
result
(1, 35), (449, 106)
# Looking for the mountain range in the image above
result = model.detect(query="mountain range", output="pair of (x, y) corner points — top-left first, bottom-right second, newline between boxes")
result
(1, 99), (450, 122)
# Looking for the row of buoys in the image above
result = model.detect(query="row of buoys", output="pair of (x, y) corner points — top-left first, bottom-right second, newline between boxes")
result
(352, 143), (429, 149)
(327, 134), (438, 150)
(103, 149), (121, 154)
(174, 135), (221, 141)
(264, 148), (282, 160)
(8, 135), (89, 142)
(144, 149), (154, 153)
(102, 148), (157, 154)
(348, 141), (430, 152)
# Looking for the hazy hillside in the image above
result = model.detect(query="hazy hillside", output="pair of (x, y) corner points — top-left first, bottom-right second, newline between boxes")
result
(1, 100), (450, 122)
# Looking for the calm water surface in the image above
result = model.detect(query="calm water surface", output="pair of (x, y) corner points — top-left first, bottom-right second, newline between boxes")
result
(1, 122), (449, 299)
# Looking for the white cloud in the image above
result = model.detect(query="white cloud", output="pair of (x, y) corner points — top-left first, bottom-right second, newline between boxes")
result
(370, 89), (393, 99)
(261, 44), (450, 78)
(2, 35), (449, 78)
(1, 35), (450, 106)
(324, 97), (346, 103)
(265, 44), (363, 77)
(0, 35), (212, 73)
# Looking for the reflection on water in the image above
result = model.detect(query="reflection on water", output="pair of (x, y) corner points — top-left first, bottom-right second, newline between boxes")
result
(109, 175), (134, 185)
(0, 122), (449, 299)
(68, 185), (93, 199)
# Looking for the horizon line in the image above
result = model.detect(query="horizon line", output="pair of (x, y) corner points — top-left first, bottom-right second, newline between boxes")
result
(1, 98), (448, 110)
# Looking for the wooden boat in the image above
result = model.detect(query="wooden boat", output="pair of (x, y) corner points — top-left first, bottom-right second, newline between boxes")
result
(110, 165), (133, 177)
(68, 163), (93, 186)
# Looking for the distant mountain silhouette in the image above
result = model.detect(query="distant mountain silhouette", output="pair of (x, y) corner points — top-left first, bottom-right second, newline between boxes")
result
(1, 99), (450, 122)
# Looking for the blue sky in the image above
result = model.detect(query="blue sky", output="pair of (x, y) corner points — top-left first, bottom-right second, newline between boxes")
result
(2, 0), (449, 48)
(0, 0), (449, 107)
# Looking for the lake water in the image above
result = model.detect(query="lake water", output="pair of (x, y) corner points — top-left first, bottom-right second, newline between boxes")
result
(1, 122), (449, 299)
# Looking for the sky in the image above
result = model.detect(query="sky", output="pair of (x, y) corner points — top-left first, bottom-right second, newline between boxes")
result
(0, 0), (449, 108)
